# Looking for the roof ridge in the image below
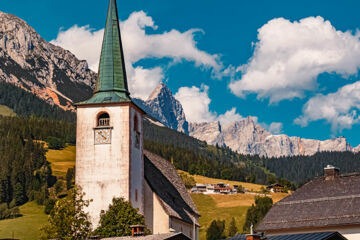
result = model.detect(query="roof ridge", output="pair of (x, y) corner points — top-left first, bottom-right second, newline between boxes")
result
(277, 194), (360, 205)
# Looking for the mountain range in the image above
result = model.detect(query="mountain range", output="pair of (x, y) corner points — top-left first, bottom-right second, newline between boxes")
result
(0, 10), (359, 158)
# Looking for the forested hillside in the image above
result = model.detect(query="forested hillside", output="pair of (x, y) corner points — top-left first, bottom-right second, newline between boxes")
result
(144, 119), (282, 186)
(0, 82), (75, 122)
(263, 151), (360, 185)
(0, 116), (75, 215)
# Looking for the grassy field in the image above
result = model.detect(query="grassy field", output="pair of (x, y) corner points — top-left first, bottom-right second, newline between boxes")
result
(192, 192), (288, 240)
(0, 105), (16, 117)
(46, 145), (76, 177)
(0, 202), (48, 240)
(179, 170), (265, 192)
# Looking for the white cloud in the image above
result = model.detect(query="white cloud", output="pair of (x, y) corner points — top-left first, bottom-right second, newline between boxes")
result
(174, 85), (217, 123)
(295, 81), (360, 132)
(51, 11), (222, 99)
(268, 122), (283, 134)
(174, 85), (246, 124)
(217, 108), (243, 125)
(229, 16), (360, 103)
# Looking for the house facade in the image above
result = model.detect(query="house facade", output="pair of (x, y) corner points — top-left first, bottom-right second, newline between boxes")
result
(257, 165), (360, 240)
(75, 0), (199, 239)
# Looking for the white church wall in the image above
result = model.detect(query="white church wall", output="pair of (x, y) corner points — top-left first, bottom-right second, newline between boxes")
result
(144, 181), (154, 231)
(171, 217), (195, 240)
(153, 194), (170, 234)
(76, 105), (133, 227)
(129, 107), (144, 213)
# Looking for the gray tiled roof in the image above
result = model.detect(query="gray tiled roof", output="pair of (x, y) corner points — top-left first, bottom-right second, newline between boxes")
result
(257, 173), (360, 232)
(144, 150), (199, 225)
(228, 232), (346, 240)
(102, 232), (191, 240)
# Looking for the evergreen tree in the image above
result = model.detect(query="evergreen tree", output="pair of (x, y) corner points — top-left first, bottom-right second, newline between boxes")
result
(13, 183), (26, 206)
(243, 196), (273, 233)
(66, 168), (75, 190)
(228, 217), (238, 237)
(206, 220), (225, 240)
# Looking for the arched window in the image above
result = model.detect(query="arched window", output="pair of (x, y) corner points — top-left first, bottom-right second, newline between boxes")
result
(134, 115), (139, 132)
(134, 114), (140, 148)
(97, 112), (110, 127)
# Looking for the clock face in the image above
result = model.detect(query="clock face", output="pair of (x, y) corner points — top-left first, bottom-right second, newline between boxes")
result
(95, 128), (111, 144)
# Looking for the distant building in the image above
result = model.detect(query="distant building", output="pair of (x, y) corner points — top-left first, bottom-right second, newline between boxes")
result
(190, 183), (237, 195)
(257, 165), (360, 240)
(266, 184), (284, 193)
(75, 0), (199, 239)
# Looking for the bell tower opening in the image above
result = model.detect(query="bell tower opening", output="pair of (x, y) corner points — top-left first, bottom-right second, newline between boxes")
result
(97, 112), (110, 127)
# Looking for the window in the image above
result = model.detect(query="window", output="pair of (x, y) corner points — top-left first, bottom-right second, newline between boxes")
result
(135, 189), (138, 202)
(134, 115), (140, 149)
(98, 113), (110, 127)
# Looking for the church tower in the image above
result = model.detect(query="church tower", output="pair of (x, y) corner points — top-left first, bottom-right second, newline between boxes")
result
(76, 0), (144, 226)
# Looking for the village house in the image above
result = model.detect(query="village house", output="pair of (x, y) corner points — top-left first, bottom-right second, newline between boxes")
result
(256, 165), (360, 240)
(266, 184), (284, 193)
(190, 183), (238, 195)
(75, 0), (199, 239)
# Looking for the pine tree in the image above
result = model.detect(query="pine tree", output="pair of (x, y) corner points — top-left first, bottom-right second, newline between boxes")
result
(228, 217), (238, 237)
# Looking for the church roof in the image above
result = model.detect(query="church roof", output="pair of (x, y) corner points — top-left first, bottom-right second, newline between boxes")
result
(78, 0), (131, 105)
(102, 232), (191, 240)
(144, 150), (200, 226)
(257, 172), (360, 232)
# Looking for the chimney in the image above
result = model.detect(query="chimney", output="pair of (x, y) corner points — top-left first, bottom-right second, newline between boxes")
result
(130, 225), (145, 237)
(246, 224), (264, 240)
(324, 165), (340, 180)
(246, 234), (262, 240)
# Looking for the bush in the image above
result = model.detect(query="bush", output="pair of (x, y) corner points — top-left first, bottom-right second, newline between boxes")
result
(179, 172), (196, 189)
(44, 199), (56, 214)
(94, 197), (148, 237)
(40, 187), (92, 240)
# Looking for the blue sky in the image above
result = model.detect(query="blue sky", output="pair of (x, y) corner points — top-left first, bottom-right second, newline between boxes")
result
(2, 0), (360, 146)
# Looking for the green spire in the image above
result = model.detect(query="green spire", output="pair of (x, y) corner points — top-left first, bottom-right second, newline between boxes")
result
(79, 0), (131, 105)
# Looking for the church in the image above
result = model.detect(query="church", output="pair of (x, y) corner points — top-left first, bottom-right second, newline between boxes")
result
(75, 0), (199, 239)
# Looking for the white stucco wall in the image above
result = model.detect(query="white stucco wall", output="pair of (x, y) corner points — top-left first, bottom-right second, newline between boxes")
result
(266, 226), (360, 240)
(129, 108), (144, 213)
(76, 104), (144, 227)
(171, 217), (198, 240)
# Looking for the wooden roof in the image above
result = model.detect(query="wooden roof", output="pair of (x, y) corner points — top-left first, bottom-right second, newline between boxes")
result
(257, 172), (360, 232)
(144, 150), (199, 225)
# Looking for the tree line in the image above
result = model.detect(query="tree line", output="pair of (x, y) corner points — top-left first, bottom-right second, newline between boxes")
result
(263, 151), (360, 185)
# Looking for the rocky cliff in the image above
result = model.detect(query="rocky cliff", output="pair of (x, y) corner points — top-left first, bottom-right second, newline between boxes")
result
(189, 117), (358, 157)
(133, 83), (189, 134)
(0, 11), (95, 110)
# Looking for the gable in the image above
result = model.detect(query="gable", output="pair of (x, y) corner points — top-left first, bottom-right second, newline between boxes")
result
(144, 150), (199, 225)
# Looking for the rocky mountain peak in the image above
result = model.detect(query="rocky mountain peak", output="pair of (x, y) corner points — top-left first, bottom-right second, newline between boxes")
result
(0, 11), (96, 110)
(134, 82), (189, 134)
(147, 82), (170, 101)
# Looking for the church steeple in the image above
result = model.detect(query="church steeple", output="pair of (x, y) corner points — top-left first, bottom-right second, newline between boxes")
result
(79, 0), (131, 104)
